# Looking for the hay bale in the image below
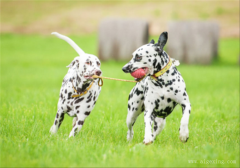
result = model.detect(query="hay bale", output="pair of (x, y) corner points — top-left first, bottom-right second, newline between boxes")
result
(98, 18), (149, 61)
(167, 21), (219, 64)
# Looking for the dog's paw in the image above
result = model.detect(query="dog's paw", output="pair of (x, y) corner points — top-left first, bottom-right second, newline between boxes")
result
(127, 130), (134, 142)
(143, 136), (153, 145)
(179, 127), (189, 143)
(49, 126), (57, 134)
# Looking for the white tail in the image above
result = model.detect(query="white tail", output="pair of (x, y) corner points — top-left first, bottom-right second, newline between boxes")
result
(51, 32), (85, 56)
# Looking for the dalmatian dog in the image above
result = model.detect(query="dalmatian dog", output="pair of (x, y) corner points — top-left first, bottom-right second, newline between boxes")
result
(49, 32), (102, 137)
(122, 32), (191, 145)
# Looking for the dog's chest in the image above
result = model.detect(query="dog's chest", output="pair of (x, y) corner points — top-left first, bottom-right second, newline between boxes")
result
(142, 76), (180, 117)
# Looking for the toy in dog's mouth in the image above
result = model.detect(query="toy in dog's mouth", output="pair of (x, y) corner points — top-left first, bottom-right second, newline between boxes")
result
(131, 67), (149, 81)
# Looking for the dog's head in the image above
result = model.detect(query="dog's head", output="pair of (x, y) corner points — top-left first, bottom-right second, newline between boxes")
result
(67, 54), (102, 81)
(122, 32), (168, 80)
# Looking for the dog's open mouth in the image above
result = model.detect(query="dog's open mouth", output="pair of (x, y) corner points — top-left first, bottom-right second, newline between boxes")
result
(84, 75), (94, 79)
(131, 67), (149, 81)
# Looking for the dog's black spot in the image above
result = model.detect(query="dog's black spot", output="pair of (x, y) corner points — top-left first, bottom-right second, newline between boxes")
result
(87, 92), (92, 99)
(68, 92), (72, 99)
(170, 87), (173, 90)
(84, 111), (90, 115)
(128, 104), (131, 110)
(87, 105), (90, 108)
(67, 105), (71, 112)
(167, 98), (171, 103)
(75, 106), (80, 109)
(183, 92), (186, 96)
(153, 58), (157, 67)
(75, 97), (84, 104)
(148, 59), (151, 62)
(77, 87), (82, 93)
(77, 110), (79, 114)
(182, 104), (186, 112)
(55, 120), (58, 125)
(175, 90), (178, 94)
(65, 89), (67, 94)
(146, 51), (148, 54)
(154, 100), (159, 109)
(164, 106), (172, 114)
(78, 120), (84, 125)
(86, 98), (91, 103)
(134, 88), (143, 96)
(82, 83), (91, 92)
(161, 96), (164, 100)
(165, 81), (173, 87)
(77, 75), (81, 83)
(132, 107), (134, 111)
(56, 113), (59, 118)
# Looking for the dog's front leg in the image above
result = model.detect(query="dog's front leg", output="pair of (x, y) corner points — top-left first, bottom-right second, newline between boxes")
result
(179, 102), (191, 142)
(143, 109), (154, 145)
(50, 110), (65, 134)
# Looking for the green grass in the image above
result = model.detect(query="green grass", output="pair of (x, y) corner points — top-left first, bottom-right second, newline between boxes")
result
(0, 34), (239, 167)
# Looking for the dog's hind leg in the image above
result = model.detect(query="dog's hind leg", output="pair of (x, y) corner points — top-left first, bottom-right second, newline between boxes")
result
(69, 113), (88, 137)
(152, 117), (166, 140)
(50, 109), (65, 134)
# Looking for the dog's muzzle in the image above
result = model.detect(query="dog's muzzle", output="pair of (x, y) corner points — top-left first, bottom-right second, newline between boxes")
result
(122, 64), (133, 73)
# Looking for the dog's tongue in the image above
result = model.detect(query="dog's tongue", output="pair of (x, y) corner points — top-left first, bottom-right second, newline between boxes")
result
(131, 68), (146, 78)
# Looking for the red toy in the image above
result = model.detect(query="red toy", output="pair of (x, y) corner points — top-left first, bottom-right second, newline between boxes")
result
(131, 68), (146, 79)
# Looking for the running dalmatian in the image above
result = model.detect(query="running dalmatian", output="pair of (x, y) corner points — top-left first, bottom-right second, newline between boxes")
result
(122, 32), (191, 145)
(50, 32), (102, 137)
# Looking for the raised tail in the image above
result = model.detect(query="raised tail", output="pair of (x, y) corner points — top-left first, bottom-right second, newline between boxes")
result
(51, 32), (85, 56)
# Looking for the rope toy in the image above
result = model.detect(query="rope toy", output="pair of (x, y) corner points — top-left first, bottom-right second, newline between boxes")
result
(92, 75), (137, 86)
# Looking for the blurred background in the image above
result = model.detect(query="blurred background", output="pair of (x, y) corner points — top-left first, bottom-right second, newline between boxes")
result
(1, 0), (239, 64)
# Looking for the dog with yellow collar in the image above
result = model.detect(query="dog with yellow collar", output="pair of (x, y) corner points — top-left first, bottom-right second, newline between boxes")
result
(49, 32), (102, 138)
(122, 32), (191, 145)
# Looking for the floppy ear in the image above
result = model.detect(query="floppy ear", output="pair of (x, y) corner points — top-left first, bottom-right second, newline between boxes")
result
(67, 57), (80, 69)
(149, 39), (155, 44)
(157, 31), (168, 50)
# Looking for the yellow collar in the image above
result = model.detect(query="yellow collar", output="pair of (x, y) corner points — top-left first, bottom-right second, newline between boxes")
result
(151, 56), (172, 80)
(71, 81), (94, 98)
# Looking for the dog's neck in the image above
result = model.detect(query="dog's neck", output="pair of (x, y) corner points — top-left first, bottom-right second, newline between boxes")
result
(152, 51), (169, 75)
(72, 72), (92, 93)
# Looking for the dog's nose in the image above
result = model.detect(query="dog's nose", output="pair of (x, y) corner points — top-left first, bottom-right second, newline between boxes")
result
(95, 70), (102, 76)
(122, 64), (132, 73)
(122, 66), (128, 73)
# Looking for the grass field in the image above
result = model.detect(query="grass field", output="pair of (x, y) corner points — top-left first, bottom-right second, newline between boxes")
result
(0, 34), (239, 167)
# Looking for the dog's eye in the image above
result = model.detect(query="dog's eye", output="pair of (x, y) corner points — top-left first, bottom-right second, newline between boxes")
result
(135, 55), (142, 61)
(97, 62), (100, 66)
(85, 62), (90, 65)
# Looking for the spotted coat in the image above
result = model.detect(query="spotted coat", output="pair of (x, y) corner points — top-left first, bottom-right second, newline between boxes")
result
(122, 32), (191, 144)
(50, 33), (102, 138)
